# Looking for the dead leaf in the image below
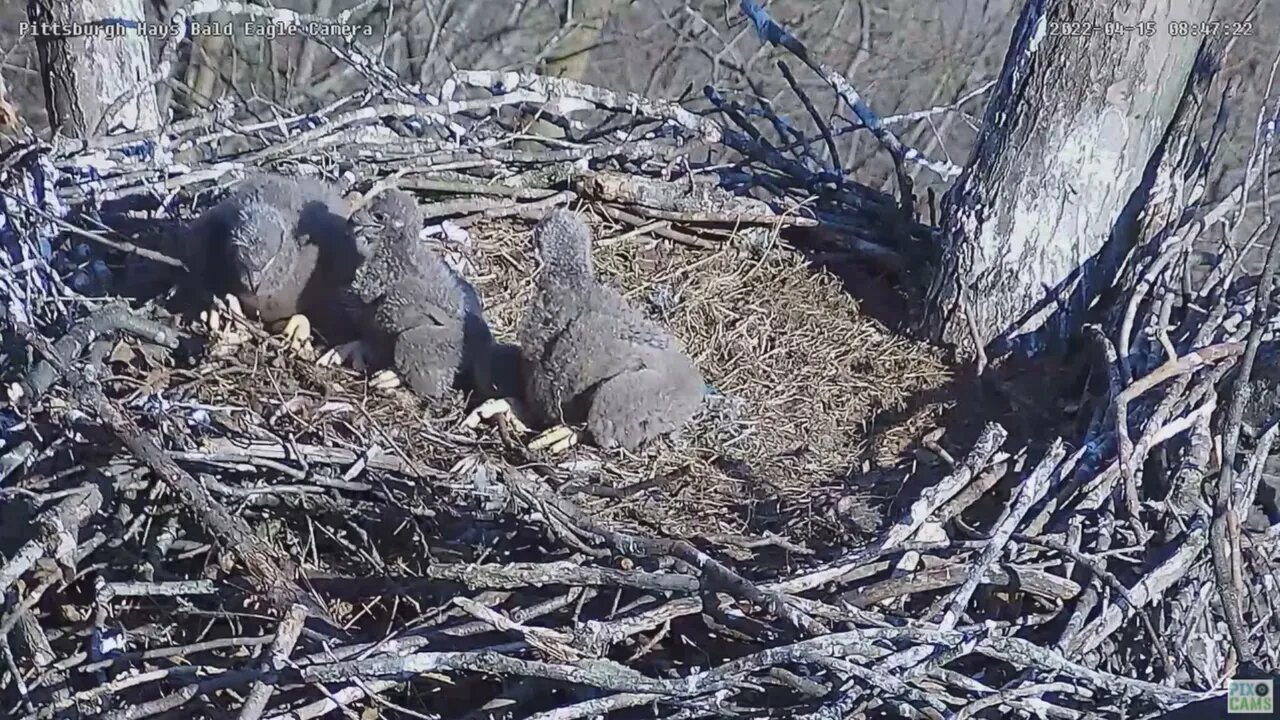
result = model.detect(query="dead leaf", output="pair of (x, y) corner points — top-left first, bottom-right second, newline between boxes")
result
(138, 342), (174, 369)
(0, 72), (20, 131)
(108, 340), (137, 365)
(0, 100), (18, 131)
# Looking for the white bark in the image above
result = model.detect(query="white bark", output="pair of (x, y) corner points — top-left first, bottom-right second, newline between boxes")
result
(924, 0), (1218, 359)
(28, 0), (160, 137)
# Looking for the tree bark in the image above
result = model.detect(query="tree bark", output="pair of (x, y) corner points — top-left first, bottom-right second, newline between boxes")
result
(27, 0), (160, 137)
(923, 0), (1217, 361)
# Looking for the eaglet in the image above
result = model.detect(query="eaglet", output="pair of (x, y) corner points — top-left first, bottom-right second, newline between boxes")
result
(183, 171), (360, 354)
(338, 188), (504, 400)
(469, 209), (704, 452)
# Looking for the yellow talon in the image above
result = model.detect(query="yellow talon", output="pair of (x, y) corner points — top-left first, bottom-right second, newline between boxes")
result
(527, 425), (578, 453)
(369, 369), (402, 391)
(281, 314), (313, 355)
(318, 340), (368, 370)
(199, 295), (250, 347)
(462, 397), (532, 435)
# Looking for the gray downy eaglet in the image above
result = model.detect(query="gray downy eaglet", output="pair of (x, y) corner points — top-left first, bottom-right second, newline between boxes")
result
(346, 188), (503, 400)
(516, 209), (705, 452)
(184, 171), (361, 350)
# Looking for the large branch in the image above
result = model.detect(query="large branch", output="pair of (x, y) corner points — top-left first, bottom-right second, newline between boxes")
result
(924, 0), (1216, 360)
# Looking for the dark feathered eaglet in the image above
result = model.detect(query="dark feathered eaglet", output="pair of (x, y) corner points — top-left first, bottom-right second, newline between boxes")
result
(349, 188), (501, 400)
(518, 209), (705, 451)
(183, 171), (359, 334)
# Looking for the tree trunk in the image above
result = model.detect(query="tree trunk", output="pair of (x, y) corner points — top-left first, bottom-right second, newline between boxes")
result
(27, 0), (160, 137)
(923, 0), (1217, 361)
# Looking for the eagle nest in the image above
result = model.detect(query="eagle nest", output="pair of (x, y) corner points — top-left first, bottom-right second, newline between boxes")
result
(0, 24), (1271, 720)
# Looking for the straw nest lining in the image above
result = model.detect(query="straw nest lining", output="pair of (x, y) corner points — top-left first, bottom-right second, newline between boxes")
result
(180, 201), (950, 549)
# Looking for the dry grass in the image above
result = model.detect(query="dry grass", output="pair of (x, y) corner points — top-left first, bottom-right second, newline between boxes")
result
(170, 201), (950, 552)
(476, 205), (950, 542)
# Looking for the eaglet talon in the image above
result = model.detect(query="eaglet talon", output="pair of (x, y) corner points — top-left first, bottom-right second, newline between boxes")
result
(280, 314), (314, 357)
(462, 397), (532, 435)
(317, 340), (369, 370)
(199, 294), (250, 346)
(527, 425), (579, 454)
(199, 293), (238, 332)
(369, 369), (403, 391)
(223, 293), (246, 319)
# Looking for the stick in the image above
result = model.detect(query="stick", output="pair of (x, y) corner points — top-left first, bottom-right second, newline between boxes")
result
(12, 311), (322, 620)
(1212, 222), (1280, 668)
(937, 440), (1066, 630)
(879, 423), (1008, 550)
(237, 603), (308, 720)
(0, 486), (102, 597)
